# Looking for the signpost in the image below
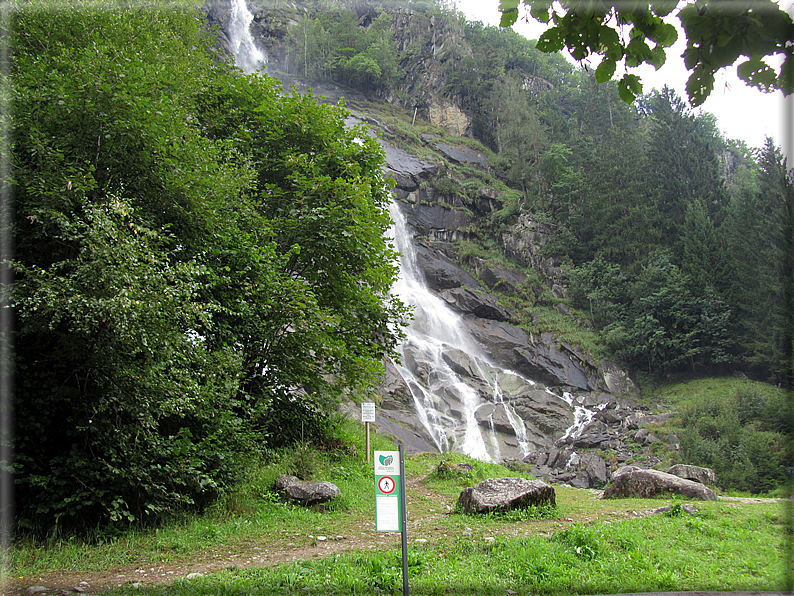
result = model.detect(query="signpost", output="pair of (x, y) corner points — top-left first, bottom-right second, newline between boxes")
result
(374, 446), (409, 595)
(361, 402), (375, 463)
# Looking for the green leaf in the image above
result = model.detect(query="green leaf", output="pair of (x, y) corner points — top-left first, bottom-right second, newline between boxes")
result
(598, 25), (622, 59)
(650, 0), (677, 18)
(500, 8), (519, 28)
(737, 57), (778, 92)
(617, 73), (643, 103)
(529, 0), (554, 23)
(595, 56), (617, 83)
(536, 26), (565, 52)
(686, 64), (715, 106)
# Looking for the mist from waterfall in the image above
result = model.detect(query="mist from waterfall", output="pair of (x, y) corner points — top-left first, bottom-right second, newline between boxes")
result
(228, 0), (267, 74)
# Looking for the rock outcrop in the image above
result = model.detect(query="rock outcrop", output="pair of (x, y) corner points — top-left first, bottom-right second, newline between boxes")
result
(274, 475), (341, 506)
(458, 478), (556, 514)
(603, 469), (717, 501)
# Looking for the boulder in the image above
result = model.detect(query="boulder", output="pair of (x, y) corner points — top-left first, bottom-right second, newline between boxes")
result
(603, 469), (716, 501)
(612, 465), (642, 479)
(274, 475), (341, 506)
(666, 464), (716, 486)
(579, 452), (609, 488)
(458, 478), (556, 514)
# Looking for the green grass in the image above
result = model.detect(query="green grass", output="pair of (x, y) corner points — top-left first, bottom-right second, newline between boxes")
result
(9, 445), (790, 594)
(91, 499), (786, 595)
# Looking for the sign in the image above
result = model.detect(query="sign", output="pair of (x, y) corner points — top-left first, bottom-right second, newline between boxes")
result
(374, 450), (401, 532)
(361, 402), (376, 423)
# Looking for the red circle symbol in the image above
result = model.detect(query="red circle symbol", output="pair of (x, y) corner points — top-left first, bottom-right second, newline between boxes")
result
(378, 476), (396, 494)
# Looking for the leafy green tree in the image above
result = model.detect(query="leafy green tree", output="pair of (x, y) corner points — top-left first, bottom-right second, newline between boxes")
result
(498, 0), (794, 106)
(8, 0), (405, 535)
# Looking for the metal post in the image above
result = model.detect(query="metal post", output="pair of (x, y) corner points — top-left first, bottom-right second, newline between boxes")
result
(399, 444), (409, 596)
(365, 422), (371, 464)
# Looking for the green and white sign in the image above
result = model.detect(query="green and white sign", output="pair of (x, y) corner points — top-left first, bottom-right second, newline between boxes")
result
(374, 450), (402, 532)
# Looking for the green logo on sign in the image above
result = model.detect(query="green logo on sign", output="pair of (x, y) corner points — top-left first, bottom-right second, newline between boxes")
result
(379, 454), (393, 466)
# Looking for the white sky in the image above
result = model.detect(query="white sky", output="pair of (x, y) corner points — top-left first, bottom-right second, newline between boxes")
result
(454, 0), (793, 155)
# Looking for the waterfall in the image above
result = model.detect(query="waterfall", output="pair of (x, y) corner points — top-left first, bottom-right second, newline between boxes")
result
(224, 1), (600, 463)
(227, 0), (267, 74)
(387, 201), (537, 463)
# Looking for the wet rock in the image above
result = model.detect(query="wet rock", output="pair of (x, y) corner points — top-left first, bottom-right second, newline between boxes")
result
(462, 318), (592, 390)
(274, 475), (341, 505)
(603, 469), (716, 501)
(458, 478), (555, 514)
(667, 464), (716, 486)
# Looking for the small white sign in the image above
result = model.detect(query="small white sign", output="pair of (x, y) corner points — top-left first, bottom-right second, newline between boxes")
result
(361, 402), (376, 423)
(376, 496), (400, 532)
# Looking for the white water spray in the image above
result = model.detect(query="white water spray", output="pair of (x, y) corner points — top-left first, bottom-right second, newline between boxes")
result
(228, 0), (267, 74)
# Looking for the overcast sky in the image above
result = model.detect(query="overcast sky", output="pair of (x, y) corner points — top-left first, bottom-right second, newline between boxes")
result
(454, 0), (792, 156)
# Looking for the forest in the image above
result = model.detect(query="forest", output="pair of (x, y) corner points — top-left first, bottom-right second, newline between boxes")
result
(4, 0), (793, 536)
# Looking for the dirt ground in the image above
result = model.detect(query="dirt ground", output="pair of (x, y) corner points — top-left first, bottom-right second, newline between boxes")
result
(2, 478), (786, 596)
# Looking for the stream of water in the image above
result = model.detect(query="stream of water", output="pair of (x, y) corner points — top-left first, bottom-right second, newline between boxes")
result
(226, 0), (600, 463)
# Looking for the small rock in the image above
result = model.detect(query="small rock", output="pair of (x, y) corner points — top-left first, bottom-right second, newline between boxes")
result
(484, 536), (496, 542)
(74, 589), (85, 594)
(131, 585), (143, 590)
(335, 536), (344, 540)
(27, 588), (48, 595)
(415, 538), (427, 543)
(316, 536), (327, 542)
(462, 532), (472, 537)
(185, 572), (204, 579)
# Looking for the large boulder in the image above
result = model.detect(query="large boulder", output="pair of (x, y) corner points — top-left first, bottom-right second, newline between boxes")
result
(274, 475), (341, 506)
(603, 469), (716, 501)
(458, 478), (556, 514)
(667, 464), (716, 486)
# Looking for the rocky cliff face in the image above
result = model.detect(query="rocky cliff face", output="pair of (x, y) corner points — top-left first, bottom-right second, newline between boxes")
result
(204, 1), (666, 482)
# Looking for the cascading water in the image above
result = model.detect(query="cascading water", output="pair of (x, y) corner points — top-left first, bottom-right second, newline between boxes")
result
(387, 201), (547, 462)
(226, 0), (602, 463)
(228, 0), (267, 74)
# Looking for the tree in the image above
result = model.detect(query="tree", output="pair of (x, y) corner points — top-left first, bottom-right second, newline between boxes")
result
(8, 0), (406, 535)
(498, 0), (794, 106)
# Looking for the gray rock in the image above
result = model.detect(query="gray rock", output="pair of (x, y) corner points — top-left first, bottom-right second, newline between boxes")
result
(462, 318), (592, 390)
(413, 242), (482, 291)
(603, 469), (716, 501)
(432, 142), (488, 168)
(439, 287), (517, 322)
(667, 464), (716, 486)
(383, 145), (438, 191)
(185, 572), (205, 579)
(274, 475), (341, 505)
(612, 465), (642, 479)
(470, 258), (527, 295)
(26, 588), (49, 595)
(458, 478), (556, 514)
(580, 452), (609, 488)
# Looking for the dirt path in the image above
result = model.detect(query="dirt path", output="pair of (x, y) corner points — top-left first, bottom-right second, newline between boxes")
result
(2, 481), (785, 596)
